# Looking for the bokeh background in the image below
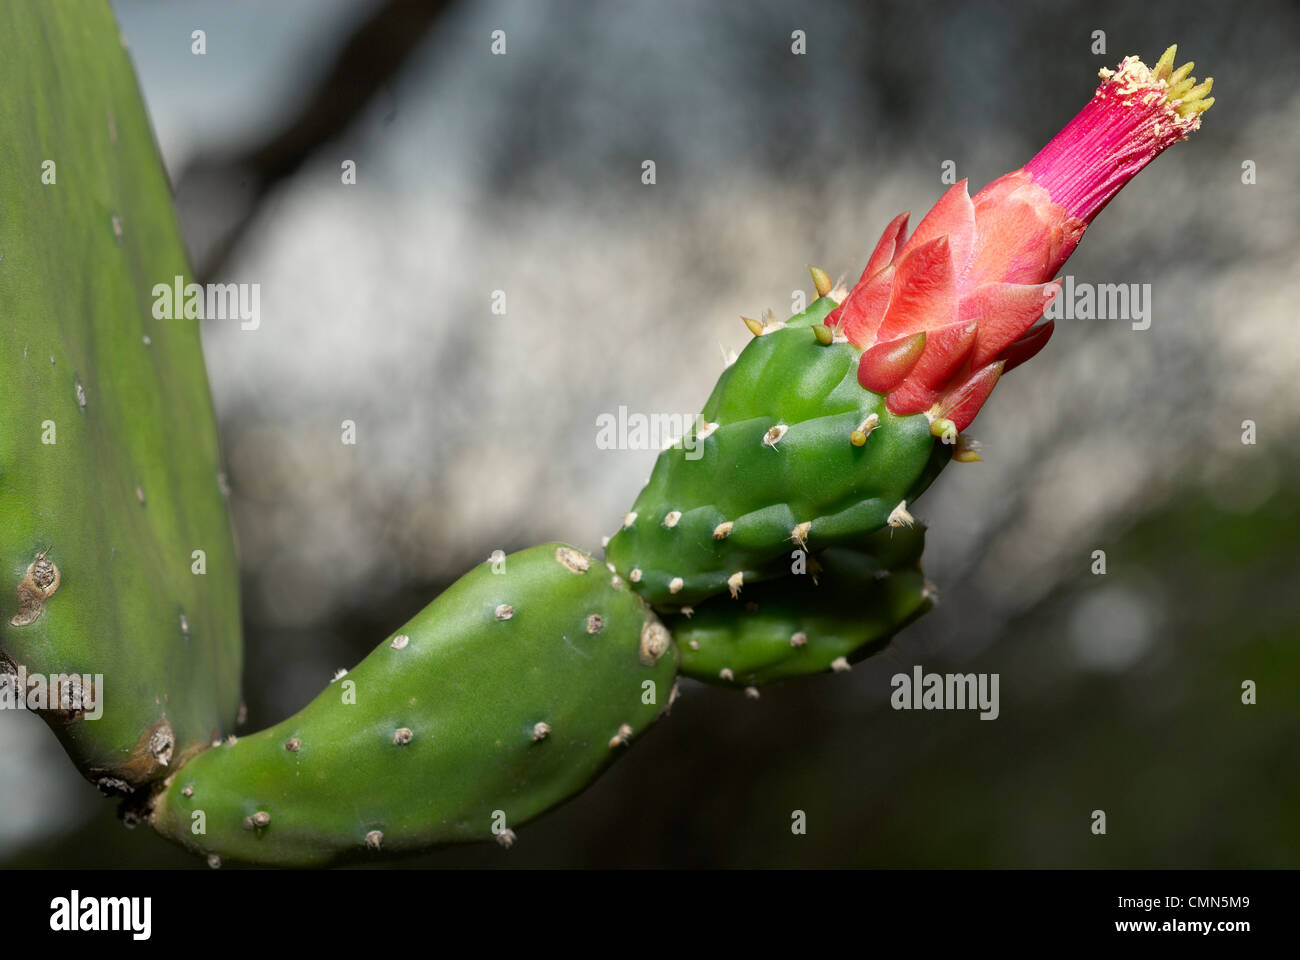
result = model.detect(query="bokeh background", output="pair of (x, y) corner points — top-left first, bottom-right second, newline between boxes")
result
(3, 0), (1297, 867)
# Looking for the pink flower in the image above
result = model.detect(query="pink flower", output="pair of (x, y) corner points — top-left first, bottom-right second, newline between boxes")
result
(827, 45), (1214, 435)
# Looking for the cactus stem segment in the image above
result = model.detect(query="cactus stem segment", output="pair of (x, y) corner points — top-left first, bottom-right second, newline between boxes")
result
(813, 323), (834, 346)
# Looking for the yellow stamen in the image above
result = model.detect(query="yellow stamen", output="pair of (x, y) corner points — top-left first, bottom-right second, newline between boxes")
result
(1183, 77), (1213, 101)
(1144, 46), (1213, 121)
(1152, 44), (1177, 80)
(1168, 61), (1194, 85)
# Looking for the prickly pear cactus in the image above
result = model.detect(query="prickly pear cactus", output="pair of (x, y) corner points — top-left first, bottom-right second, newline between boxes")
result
(605, 294), (950, 608)
(0, 20), (1213, 868)
(0, 3), (241, 788)
(149, 544), (677, 867)
(668, 525), (933, 687)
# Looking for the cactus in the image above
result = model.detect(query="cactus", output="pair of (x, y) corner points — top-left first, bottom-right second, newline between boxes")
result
(0, 13), (1213, 869)
(605, 295), (949, 608)
(148, 544), (676, 866)
(669, 525), (932, 688)
(605, 46), (1214, 613)
(0, 1), (242, 791)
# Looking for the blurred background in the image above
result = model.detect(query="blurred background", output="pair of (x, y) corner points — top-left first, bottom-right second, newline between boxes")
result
(3, 0), (1297, 867)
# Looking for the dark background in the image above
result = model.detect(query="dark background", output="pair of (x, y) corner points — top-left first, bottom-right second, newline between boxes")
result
(2, 0), (1296, 867)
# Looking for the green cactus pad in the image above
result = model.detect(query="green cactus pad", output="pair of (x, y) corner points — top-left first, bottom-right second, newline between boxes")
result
(667, 525), (932, 687)
(150, 544), (677, 866)
(605, 297), (949, 607)
(0, 3), (241, 787)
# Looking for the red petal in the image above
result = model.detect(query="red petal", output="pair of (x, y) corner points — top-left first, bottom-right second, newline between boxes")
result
(834, 264), (894, 347)
(858, 331), (926, 394)
(933, 362), (1005, 432)
(884, 320), (979, 413)
(860, 211), (911, 283)
(895, 180), (977, 280)
(1001, 320), (1055, 372)
(874, 235), (957, 342)
(959, 280), (1060, 368)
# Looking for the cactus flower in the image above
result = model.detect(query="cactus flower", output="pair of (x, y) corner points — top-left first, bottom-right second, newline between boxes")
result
(828, 45), (1214, 433)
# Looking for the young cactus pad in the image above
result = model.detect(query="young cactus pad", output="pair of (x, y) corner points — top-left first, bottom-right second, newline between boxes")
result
(605, 296), (950, 608)
(668, 524), (932, 687)
(0, 2), (241, 788)
(149, 544), (677, 866)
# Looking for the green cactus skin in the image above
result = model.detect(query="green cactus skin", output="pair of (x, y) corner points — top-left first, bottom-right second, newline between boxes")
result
(149, 544), (677, 867)
(0, 3), (242, 789)
(605, 296), (950, 608)
(667, 525), (933, 687)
